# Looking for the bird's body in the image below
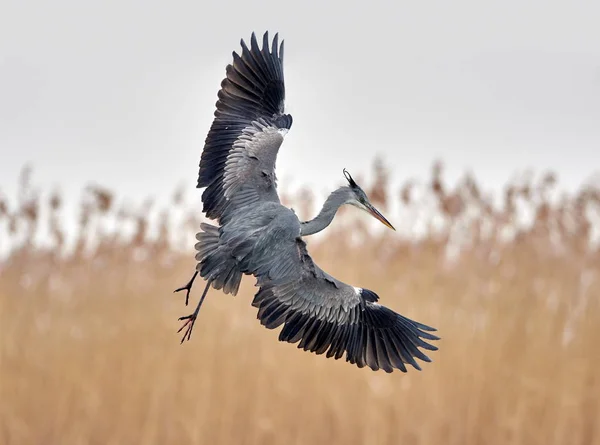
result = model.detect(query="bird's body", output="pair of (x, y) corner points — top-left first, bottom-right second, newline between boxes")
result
(175, 31), (439, 373)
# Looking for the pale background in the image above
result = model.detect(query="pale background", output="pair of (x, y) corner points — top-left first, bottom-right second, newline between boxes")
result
(1, 0), (599, 204)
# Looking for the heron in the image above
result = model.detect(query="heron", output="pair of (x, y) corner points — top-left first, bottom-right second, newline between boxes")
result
(174, 31), (439, 373)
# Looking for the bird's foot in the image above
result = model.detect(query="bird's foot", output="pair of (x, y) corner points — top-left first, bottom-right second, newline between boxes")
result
(174, 271), (198, 306)
(176, 277), (210, 344)
(177, 313), (197, 344)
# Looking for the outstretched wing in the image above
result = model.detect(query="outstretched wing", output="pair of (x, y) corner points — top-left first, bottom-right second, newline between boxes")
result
(198, 31), (293, 224)
(241, 211), (440, 373)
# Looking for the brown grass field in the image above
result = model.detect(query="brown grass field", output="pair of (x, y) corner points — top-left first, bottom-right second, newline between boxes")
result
(1, 162), (599, 445)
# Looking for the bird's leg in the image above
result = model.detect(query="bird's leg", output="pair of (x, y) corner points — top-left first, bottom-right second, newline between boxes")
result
(177, 279), (211, 344)
(174, 270), (199, 306)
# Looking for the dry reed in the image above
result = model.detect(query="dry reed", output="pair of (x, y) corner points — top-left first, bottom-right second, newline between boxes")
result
(1, 162), (599, 445)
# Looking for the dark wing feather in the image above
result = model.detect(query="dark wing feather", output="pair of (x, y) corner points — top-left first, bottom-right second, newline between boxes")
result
(243, 210), (439, 373)
(198, 31), (292, 224)
(252, 256), (439, 373)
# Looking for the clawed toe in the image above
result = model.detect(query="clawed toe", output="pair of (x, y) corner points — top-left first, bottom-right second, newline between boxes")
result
(177, 314), (197, 343)
(174, 271), (199, 306)
(174, 286), (192, 306)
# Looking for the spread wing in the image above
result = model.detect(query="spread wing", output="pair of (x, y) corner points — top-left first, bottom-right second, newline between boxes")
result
(198, 31), (293, 224)
(241, 212), (440, 373)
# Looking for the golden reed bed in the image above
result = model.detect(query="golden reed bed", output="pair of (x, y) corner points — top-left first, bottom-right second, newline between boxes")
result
(1, 162), (599, 445)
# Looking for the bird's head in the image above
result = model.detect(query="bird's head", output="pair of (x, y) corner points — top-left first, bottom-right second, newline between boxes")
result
(342, 169), (396, 231)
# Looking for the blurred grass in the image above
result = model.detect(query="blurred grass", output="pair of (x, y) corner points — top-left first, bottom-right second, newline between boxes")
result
(1, 161), (599, 445)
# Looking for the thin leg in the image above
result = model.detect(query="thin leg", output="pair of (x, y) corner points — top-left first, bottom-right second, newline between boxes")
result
(177, 279), (211, 344)
(174, 270), (199, 306)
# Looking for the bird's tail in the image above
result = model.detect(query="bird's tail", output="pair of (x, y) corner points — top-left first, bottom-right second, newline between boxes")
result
(195, 223), (243, 296)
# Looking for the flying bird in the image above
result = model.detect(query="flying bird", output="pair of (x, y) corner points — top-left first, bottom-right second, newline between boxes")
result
(174, 31), (439, 373)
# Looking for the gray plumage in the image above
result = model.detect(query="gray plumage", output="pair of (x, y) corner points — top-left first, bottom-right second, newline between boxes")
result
(176, 31), (439, 373)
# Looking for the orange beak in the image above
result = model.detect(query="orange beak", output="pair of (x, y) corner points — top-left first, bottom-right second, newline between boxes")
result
(366, 203), (396, 231)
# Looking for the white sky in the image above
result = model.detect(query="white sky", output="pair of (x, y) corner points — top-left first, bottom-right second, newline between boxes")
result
(1, 0), (599, 207)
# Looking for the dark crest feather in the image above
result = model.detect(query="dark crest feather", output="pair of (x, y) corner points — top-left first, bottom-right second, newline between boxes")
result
(343, 169), (357, 188)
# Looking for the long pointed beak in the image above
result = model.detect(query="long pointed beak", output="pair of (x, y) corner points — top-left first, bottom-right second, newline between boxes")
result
(366, 203), (396, 231)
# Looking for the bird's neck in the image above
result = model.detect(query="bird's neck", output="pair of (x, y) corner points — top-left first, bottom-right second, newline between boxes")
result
(300, 187), (350, 236)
